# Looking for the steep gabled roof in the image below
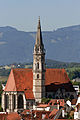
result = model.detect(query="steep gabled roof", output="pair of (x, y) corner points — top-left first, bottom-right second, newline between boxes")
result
(5, 68), (33, 92)
(4, 68), (74, 99)
(45, 69), (75, 92)
(45, 69), (69, 85)
(13, 68), (33, 91)
(4, 68), (34, 99)
(4, 69), (17, 91)
(5, 68), (70, 91)
(49, 109), (59, 119)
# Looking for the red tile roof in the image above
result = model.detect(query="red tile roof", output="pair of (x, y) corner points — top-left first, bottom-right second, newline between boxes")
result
(71, 99), (77, 105)
(45, 69), (69, 85)
(4, 69), (17, 91)
(37, 104), (49, 108)
(4, 69), (34, 99)
(0, 113), (8, 120)
(4, 68), (75, 99)
(24, 90), (34, 99)
(6, 112), (21, 120)
(49, 109), (58, 119)
(48, 99), (65, 106)
(44, 113), (49, 119)
(21, 109), (50, 120)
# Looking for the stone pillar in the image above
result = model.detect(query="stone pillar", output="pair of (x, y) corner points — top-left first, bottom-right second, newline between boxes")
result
(15, 94), (18, 112)
(2, 92), (5, 112)
(23, 94), (26, 109)
(9, 93), (11, 113)
(10, 94), (13, 112)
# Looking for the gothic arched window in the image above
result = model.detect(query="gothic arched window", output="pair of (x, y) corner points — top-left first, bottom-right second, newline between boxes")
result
(37, 63), (39, 69)
(37, 74), (39, 79)
(5, 94), (9, 109)
(13, 95), (16, 109)
(18, 95), (24, 109)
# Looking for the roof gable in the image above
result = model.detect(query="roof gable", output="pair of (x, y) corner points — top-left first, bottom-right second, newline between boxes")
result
(4, 68), (34, 99)
(4, 69), (17, 91)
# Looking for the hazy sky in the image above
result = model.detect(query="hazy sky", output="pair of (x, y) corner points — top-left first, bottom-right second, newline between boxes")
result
(0, 0), (80, 31)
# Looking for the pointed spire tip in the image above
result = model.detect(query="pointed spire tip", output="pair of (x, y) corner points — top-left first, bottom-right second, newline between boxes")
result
(38, 16), (41, 28)
(39, 16), (40, 21)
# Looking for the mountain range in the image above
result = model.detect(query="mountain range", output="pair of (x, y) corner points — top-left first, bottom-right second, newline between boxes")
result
(0, 25), (80, 65)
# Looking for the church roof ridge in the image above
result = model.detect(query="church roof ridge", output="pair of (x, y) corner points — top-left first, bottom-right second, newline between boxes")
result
(4, 68), (73, 92)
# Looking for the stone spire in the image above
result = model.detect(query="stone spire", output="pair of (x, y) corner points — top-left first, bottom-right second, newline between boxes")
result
(35, 17), (43, 46)
(33, 18), (45, 103)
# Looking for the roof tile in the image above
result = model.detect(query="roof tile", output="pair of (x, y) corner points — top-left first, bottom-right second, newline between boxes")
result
(4, 68), (74, 99)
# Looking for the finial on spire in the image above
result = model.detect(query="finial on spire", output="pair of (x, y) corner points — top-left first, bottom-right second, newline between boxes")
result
(35, 17), (44, 46)
(39, 16), (40, 21)
(39, 16), (40, 19)
(38, 16), (41, 29)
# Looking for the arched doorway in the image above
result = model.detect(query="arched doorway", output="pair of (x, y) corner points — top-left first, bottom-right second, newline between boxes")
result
(18, 95), (24, 109)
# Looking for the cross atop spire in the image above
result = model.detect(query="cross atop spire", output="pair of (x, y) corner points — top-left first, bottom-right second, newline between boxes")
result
(35, 17), (43, 46)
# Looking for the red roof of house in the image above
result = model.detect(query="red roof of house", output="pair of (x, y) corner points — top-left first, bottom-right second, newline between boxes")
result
(0, 113), (8, 120)
(4, 68), (74, 99)
(71, 99), (77, 105)
(49, 109), (58, 119)
(21, 109), (50, 120)
(37, 104), (49, 108)
(6, 112), (21, 120)
(48, 99), (65, 106)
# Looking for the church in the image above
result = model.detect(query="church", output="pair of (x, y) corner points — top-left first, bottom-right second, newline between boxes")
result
(2, 18), (77, 113)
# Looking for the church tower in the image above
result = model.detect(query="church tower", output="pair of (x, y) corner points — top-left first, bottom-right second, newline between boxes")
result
(33, 17), (46, 103)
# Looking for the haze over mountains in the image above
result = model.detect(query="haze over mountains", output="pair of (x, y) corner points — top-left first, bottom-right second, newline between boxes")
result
(0, 25), (80, 65)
